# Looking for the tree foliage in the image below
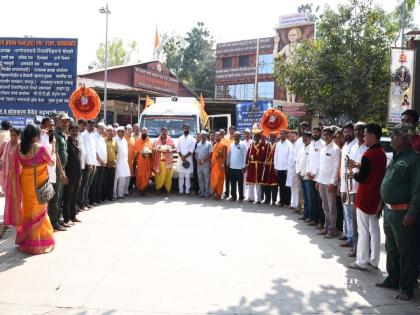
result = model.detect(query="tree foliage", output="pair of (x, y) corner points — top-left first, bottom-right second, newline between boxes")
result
(297, 3), (321, 21)
(92, 38), (140, 68)
(274, 0), (410, 123)
(160, 22), (216, 97)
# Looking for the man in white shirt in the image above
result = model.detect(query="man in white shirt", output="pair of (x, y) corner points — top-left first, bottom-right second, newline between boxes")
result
(76, 119), (87, 212)
(274, 129), (291, 207)
(89, 122), (107, 204)
(114, 127), (131, 199)
(228, 131), (247, 201)
(347, 122), (368, 257)
(296, 132), (313, 221)
(316, 127), (341, 238)
(242, 128), (252, 198)
(286, 131), (299, 210)
(177, 125), (196, 194)
(81, 120), (97, 209)
(306, 126), (324, 229)
(339, 123), (357, 248)
(294, 122), (310, 213)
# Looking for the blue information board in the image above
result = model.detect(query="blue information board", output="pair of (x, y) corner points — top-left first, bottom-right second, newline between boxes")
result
(0, 115), (34, 128)
(0, 37), (77, 116)
(236, 101), (272, 134)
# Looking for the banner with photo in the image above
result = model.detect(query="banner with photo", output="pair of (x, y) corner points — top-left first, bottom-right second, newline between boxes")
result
(388, 48), (416, 124)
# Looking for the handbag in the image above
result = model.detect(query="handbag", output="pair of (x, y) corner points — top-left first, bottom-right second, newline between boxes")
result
(33, 146), (55, 204)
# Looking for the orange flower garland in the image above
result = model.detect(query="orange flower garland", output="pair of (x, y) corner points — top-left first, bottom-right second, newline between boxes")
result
(259, 108), (288, 137)
(69, 87), (101, 119)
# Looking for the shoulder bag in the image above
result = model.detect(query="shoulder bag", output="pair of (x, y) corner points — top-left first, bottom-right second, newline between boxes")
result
(33, 146), (55, 204)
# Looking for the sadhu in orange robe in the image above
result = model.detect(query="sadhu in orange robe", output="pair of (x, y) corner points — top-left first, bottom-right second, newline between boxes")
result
(210, 141), (227, 198)
(133, 137), (154, 191)
(124, 134), (135, 176)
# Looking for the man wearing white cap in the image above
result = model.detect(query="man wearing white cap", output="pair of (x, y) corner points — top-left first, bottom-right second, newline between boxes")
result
(177, 124), (195, 194)
(114, 127), (131, 199)
(89, 122), (107, 204)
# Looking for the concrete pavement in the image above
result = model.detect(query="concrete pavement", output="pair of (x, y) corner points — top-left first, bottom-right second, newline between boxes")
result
(0, 194), (419, 315)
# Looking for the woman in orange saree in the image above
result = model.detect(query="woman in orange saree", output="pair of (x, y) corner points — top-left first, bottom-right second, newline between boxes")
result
(16, 125), (55, 254)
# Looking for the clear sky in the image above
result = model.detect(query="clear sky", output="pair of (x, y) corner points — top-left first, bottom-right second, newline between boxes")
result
(1, 0), (416, 72)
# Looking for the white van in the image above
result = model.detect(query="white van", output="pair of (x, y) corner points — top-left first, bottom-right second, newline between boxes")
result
(139, 96), (230, 177)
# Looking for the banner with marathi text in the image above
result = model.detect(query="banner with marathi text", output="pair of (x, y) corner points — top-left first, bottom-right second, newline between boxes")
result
(0, 37), (77, 116)
(388, 48), (416, 124)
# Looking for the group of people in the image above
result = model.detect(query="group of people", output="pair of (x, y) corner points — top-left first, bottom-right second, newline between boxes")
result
(0, 108), (419, 302)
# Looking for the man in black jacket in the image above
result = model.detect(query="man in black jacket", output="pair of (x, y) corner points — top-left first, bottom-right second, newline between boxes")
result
(62, 125), (82, 225)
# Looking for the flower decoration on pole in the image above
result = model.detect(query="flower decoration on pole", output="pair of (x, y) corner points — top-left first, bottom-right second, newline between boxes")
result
(69, 86), (102, 119)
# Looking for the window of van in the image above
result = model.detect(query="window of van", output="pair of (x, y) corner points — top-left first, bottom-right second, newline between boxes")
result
(141, 115), (197, 138)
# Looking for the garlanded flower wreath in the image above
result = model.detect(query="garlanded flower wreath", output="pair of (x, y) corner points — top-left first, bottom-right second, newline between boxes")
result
(259, 108), (288, 137)
(69, 87), (101, 119)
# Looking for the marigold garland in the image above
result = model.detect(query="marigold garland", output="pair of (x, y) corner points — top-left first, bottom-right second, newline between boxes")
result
(259, 108), (288, 137)
(69, 87), (101, 119)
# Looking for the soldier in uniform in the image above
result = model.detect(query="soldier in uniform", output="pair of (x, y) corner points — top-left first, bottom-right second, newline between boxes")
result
(261, 132), (278, 206)
(50, 112), (70, 232)
(375, 124), (420, 302)
(244, 129), (266, 204)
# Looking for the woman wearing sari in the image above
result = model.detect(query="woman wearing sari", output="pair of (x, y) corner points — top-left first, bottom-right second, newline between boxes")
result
(16, 125), (55, 254)
(0, 127), (22, 229)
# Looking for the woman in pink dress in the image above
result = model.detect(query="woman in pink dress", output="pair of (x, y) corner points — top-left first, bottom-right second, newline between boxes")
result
(0, 127), (22, 228)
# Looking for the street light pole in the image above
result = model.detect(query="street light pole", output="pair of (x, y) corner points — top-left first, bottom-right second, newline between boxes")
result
(100, 4), (111, 124)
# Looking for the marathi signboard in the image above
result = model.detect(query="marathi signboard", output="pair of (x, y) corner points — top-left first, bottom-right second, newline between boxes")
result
(278, 13), (311, 28)
(0, 37), (77, 116)
(216, 37), (274, 57)
(134, 63), (179, 95)
(0, 115), (34, 128)
(388, 48), (416, 124)
(236, 100), (272, 134)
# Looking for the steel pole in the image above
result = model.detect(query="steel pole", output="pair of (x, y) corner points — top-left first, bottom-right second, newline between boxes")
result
(103, 3), (109, 123)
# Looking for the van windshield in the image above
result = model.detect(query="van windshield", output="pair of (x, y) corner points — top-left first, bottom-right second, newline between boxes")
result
(141, 115), (197, 138)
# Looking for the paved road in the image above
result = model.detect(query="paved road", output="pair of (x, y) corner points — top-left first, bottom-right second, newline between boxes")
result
(0, 194), (419, 315)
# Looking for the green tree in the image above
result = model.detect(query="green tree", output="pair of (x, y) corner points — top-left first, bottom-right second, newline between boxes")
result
(91, 38), (140, 68)
(275, 0), (405, 123)
(297, 3), (321, 21)
(161, 22), (216, 97)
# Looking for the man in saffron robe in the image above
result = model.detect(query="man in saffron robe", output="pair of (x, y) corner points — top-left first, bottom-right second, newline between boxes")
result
(134, 127), (153, 194)
(124, 124), (136, 193)
(210, 132), (227, 200)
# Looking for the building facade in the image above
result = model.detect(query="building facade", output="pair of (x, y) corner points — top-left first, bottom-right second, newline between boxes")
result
(78, 61), (197, 124)
(215, 37), (277, 101)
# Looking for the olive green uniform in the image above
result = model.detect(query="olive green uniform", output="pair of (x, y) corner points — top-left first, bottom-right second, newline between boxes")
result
(380, 147), (420, 295)
(48, 127), (68, 229)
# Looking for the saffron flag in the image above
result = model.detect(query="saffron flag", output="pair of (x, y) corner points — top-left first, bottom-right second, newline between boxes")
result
(154, 28), (159, 49)
(199, 93), (205, 112)
(145, 95), (154, 109)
